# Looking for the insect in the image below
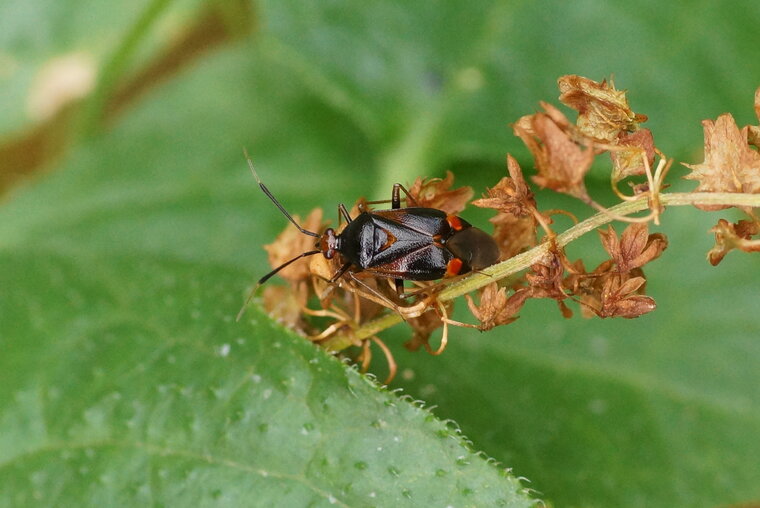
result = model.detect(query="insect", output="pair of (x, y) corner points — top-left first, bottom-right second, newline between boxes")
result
(238, 154), (499, 319)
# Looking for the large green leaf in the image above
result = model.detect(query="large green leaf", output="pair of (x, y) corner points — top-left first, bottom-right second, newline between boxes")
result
(2, 1), (760, 507)
(0, 42), (532, 507)
(0, 252), (528, 506)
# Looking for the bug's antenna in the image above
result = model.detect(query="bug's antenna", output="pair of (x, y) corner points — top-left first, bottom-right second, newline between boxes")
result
(244, 148), (319, 238)
(236, 249), (321, 321)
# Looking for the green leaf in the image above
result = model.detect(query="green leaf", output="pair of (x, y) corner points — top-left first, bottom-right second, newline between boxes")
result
(0, 42), (531, 508)
(0, 253), (528, 506)
(2, 1), (760, 507)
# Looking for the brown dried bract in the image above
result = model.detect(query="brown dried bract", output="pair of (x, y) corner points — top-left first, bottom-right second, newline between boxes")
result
(404, 306), (447, 353)
(488, 212), (538, 260)
(471, 155), (541, 259)
(598, 223), (668, 273)
(595, 274), (656, 319)
(407, 171), (473, 215)
(472, 155), (536, 217)
(611, 128), (656, 185)
(558, 75), (648, 142)
(707, 218), (760, 266)
(749, 126), (760, 150)
(525, 251), (573, 318)
(571, 261), (656, 320)
(261, 284), (310, 333)
(683, 113), (760, 211)
(514, 104), (595, 200)
(465, 283), (527, 331)
(749, 87), (760, 148)
(264, 208), (325, 283)
(573, 224), (665, 319)
(566, 259), (606, 319)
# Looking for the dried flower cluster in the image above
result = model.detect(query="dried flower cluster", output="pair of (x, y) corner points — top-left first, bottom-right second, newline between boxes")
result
(249, 76), (760, 382)
(682, 88), (760, 265)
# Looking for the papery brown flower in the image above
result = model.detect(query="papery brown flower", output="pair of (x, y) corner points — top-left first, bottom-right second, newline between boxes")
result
(749, 87), (760, 148)
(465, 283), (527, 330)
(472, 155), (536, 217)
(573, 224), (665, 319)
(471, 155), (540, 259)
(707, 218), (760, 266)
(408, 171), (473, 215)
(525, 251), (573, 318)
(264, 208), (325, 283)
(488, 212), (538, 260)
(749, 126), (760, 149)
(558, 75), (648, 142)
(261, 284), (310, 332)
(598, 223), (668, 273)
(514, 105), (595, 200)
(683, 114), (760, 211)
(611, 128), (656, 185)
(595, 274), (656, 319)
(566, 259), (606, 319)
(404, 307), (447, 352)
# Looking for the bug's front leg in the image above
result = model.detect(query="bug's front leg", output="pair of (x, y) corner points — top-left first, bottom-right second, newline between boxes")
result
(329, 262), (353, 283)
(337, 203), (352, 226)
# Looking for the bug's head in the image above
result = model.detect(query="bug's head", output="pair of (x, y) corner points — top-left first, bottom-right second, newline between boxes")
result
(317, 228), (339, 259)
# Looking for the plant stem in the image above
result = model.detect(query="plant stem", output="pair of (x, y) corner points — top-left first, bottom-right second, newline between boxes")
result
(322, 191), (760, 350)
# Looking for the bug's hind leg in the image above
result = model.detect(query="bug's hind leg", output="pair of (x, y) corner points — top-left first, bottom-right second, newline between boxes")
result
(392, 185), (402, 209)
(394, 278), (405, 297)
(343, 273), (405, 314)
(392, 183), (418, 209)
(364, 183), (418, 210)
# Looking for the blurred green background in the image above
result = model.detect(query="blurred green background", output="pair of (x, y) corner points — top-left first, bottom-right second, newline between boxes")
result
(2, 1), (759, 506)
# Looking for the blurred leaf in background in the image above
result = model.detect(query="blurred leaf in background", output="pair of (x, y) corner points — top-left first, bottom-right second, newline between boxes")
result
(1, 0), (759, 506)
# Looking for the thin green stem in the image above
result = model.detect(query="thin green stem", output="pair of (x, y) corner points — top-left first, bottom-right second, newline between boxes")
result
(321, 191), (760, 350)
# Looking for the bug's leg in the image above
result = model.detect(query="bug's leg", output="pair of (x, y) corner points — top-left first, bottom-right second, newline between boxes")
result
(329, 262), (353, 283)
(393, 183), (418, 208)
(364, 183), (417, 209)
(346, 273), (404, 314)
(392, 184), (402, 209)
(394, 278), (405, 297)
(338, 203), (352, 227)
(362, 198), (393, 208)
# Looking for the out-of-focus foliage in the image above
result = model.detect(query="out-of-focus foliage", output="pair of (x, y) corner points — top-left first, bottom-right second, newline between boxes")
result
(1, 1), (759, 506)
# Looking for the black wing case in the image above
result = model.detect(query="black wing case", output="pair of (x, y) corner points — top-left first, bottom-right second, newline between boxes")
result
(371, 207), (451, 236)
(365, 210), (449, 270)
(366, 243), (452, 281)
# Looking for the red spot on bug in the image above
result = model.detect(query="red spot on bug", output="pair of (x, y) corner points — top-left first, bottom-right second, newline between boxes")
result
(445, 258), (464, 277)
(446, 215), (464, 231)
